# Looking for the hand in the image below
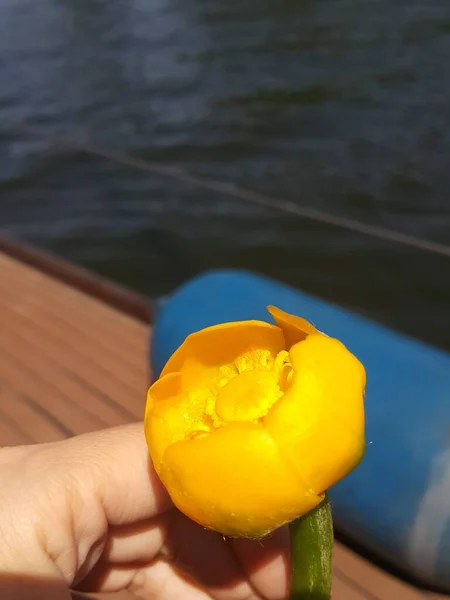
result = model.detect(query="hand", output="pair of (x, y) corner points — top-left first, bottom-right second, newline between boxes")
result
(0, 424), (290, 600)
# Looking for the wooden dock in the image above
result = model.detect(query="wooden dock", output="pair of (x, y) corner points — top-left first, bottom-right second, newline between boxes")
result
(0, 245), (446, 600)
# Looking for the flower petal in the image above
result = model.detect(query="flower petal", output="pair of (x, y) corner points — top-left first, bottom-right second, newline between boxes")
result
(145, 372), (212, 471)
(264, 335), (365, 493)
(161, 320), (285, 393)
(160, 423), (322, 538)
(267, 305), (319, 347)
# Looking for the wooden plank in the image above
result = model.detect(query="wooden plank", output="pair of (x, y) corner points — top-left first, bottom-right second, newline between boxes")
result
(0, 255), (149, 370)
(0, 332), (131, 431)
(0, 250), (149, 335)
(0, 283), (148, 390)
(0, 408), (31, 446)
(75, 593), (134, 600)
(333, 542), (441, 600)
(90, 594), (134, 600)
(0, 350), (101, 436)
(0, 234), (151, 323)
(0, 300), (146, 420)
(332, 573), (370, 600)
(0, 384), (67, 443)
(0, 256), (149, 373)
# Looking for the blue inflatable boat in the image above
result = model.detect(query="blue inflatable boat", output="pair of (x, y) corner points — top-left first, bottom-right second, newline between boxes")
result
(150, 269), (450, 592)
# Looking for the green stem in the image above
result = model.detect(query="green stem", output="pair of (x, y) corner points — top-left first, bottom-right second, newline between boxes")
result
(289, 493), (333, 600)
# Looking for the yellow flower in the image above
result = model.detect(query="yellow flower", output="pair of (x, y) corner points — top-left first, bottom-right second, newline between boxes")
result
(144, 306), (366, 538)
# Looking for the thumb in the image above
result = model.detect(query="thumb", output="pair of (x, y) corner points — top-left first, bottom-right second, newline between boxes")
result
(51, 422), (170, 525)
(0, 423), (170, 587)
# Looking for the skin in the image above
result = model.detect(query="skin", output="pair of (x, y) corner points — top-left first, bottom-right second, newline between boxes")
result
(0, 423), (290, 600)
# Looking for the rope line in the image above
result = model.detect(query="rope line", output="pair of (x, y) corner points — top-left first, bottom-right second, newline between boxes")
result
(6, 123), (450, 258)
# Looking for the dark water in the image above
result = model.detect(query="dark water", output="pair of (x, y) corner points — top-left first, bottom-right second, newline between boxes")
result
(0, 0), (449, 349)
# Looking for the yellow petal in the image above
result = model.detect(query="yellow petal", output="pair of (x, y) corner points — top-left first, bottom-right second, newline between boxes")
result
(145, 372), (212, 471)
(162, 320), (285, 376)
(267, 305), (318, 347)
(264, 335), (365, 493)
(160, 423), (322, 538)
(161, 321), (286, 403)
(145, 371), (183, 416)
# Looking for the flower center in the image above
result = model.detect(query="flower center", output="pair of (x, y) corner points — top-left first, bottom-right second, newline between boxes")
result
(214, 350), (292, 423)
